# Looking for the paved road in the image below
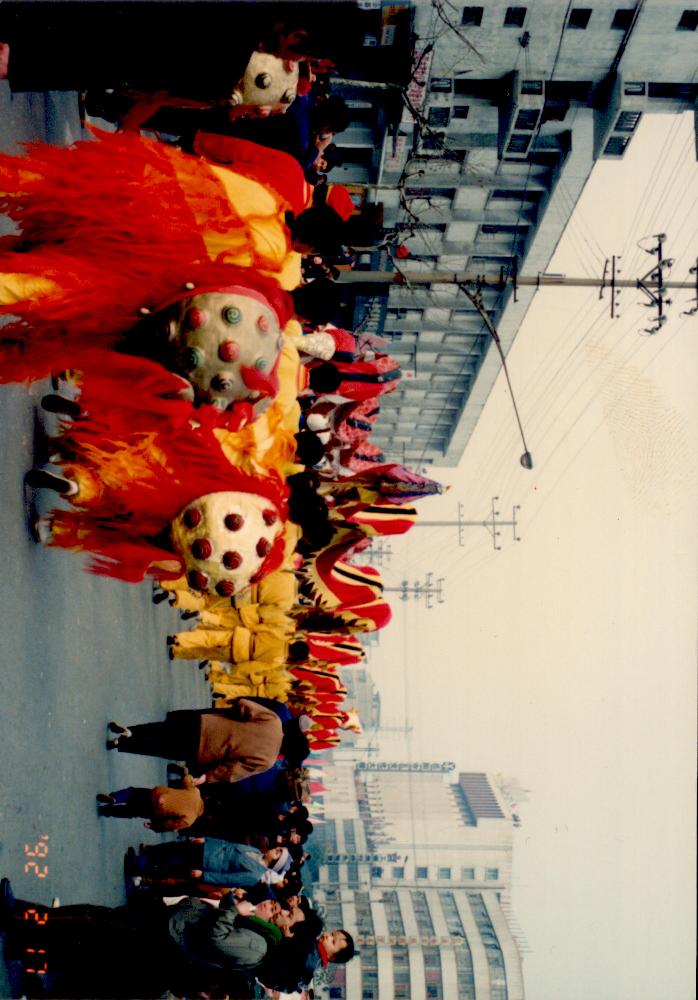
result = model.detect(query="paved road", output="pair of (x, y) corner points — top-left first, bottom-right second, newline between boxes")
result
(0, 88), (210, 995)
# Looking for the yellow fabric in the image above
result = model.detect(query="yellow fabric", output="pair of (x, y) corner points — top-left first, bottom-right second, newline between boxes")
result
(0, 272), (57, 305)
(214, 333), (303, 478)
(206, 164), (302, 290)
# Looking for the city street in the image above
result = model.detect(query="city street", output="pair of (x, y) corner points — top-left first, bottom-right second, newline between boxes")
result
(0, 87), (210, 995)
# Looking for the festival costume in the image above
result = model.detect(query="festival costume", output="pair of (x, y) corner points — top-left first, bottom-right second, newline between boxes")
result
(0, 132), (304, 391)
(40, 408), (288, 590)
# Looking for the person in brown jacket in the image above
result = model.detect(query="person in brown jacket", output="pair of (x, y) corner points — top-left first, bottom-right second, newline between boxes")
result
(95, 771), (204, 832)
(105, 698), (309, 784)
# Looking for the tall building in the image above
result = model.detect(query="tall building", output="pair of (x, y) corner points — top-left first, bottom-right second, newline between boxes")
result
(335, 0), (698, 466)
(311, 755), (526, 999)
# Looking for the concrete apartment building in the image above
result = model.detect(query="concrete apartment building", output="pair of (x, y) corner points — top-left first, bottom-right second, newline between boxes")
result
(310, 754), (526, 999)
(334, 0), (698, 466)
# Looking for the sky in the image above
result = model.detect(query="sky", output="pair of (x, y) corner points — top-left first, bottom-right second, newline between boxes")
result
(364, 112), (697, 1000)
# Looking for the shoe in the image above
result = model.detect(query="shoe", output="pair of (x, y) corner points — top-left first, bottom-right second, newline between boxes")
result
(97, 805), (111, 817)
(96, 793), (116, 805)
(166, 635), (176, 646)
(0, 878), (16, 929)
(152, 590), (170, 605)
(199, 660), (210, 671)
(40, 393), (86, 419)
(106, 738), (120, 751)
(29, 514), (52, 544)
(108, 721), (132, 738)
(168, 646), (175, 661)
(180, 610), (199, 620)
(24, 468), (79, 496)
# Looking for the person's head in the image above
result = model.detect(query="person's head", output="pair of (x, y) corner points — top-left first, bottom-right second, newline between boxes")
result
(293, 430), (326, 469)
(254, 897), (284, 923)
(262, 845), (292, 877)
(308, 362), (342, 395)
(288, 639), (310, 662)
(292, 279), (343, 326)
(317, 143), (343, 173)
(310, 96), (350, 135)
(320, 929), (355, 963)
(280, 717), (311, 765)
(287, 207), (343, 256)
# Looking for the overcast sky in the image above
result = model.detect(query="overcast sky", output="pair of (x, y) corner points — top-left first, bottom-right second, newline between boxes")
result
(366, 112), (697, 1000)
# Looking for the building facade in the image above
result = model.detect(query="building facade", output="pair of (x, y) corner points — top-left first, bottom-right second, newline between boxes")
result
(311, 756), (526, 999)
(335, 0), (698, 465)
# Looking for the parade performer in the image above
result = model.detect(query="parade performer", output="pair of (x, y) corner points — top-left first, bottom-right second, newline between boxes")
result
(26, 403), (289, 594)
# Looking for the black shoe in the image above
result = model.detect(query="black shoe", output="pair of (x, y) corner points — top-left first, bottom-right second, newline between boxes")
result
(106, 738), (120, 751)
(152, 590), (170, 605)
(40, 393), (86, 419)
(96, 793), (116, 805)
(24, 468), (78, 496)
(108, 721), (132, 737)
(0, 877), (16, 929)
(180, 610), (199, 620)
(166, 635), (176, 646)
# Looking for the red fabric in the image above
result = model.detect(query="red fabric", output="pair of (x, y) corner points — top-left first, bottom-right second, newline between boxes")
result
(325, 185), (355, 222)
(192, 132), (310, 214)
(48, 412), (289, 582)
(0, 130), (293, 383)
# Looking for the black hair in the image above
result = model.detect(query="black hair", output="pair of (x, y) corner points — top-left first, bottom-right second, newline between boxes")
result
(288, 640), (310, 662)
(332, 930), (355, 963)
(291, 278), (343, 326)
(322, 143), (343, 171)
(310, 95), (351, 135)
(280, 719), (311, 765)
(288, 206), (344, 256)
(309, 363), (342, 394)
(293, 430), (326, 469)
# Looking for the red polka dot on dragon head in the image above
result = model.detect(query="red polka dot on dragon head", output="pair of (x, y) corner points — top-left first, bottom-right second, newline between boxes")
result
(183, 508), (202, 528)
(188, 570), (209, 592)
(256, 537), (272, 557)
(191, 538), (212, 560)
(222, 551), (243, 570)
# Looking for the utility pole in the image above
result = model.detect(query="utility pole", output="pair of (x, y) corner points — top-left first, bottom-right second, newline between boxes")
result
(339, 267), (693, 293)
(383, 572), (445, 607)
(416, 498), (521, 550)
(361, 540), (393, 567)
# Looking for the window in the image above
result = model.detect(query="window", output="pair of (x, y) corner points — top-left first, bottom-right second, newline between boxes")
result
(521, 78), (543, 94)
(648, 81), (698, 100)
(514, 108), (539, 129)
(567, 7), (592, 28)
(461, 6), (483, 26)
(506, 133), (532, 153)
(416, 866), (429, 879)
(504, 6), (527, 26)
(485, 868), (500, 880)
(438, 867), (452, 879)
(677, 9), (698, 29)
(427, 106), (451, 127)
(604, 135), (630, 155)
(615, 110), (641, 132)
(430, 77), (453, 92)
(461, 866), (476, 879)
(624, 81), (645, 95)
(422, 132), (445, 151)
(392, 866), (405, 878)
(453, 104), (470, 118)
(611, 7), (635, 29)
(371, 866), (384, 878)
